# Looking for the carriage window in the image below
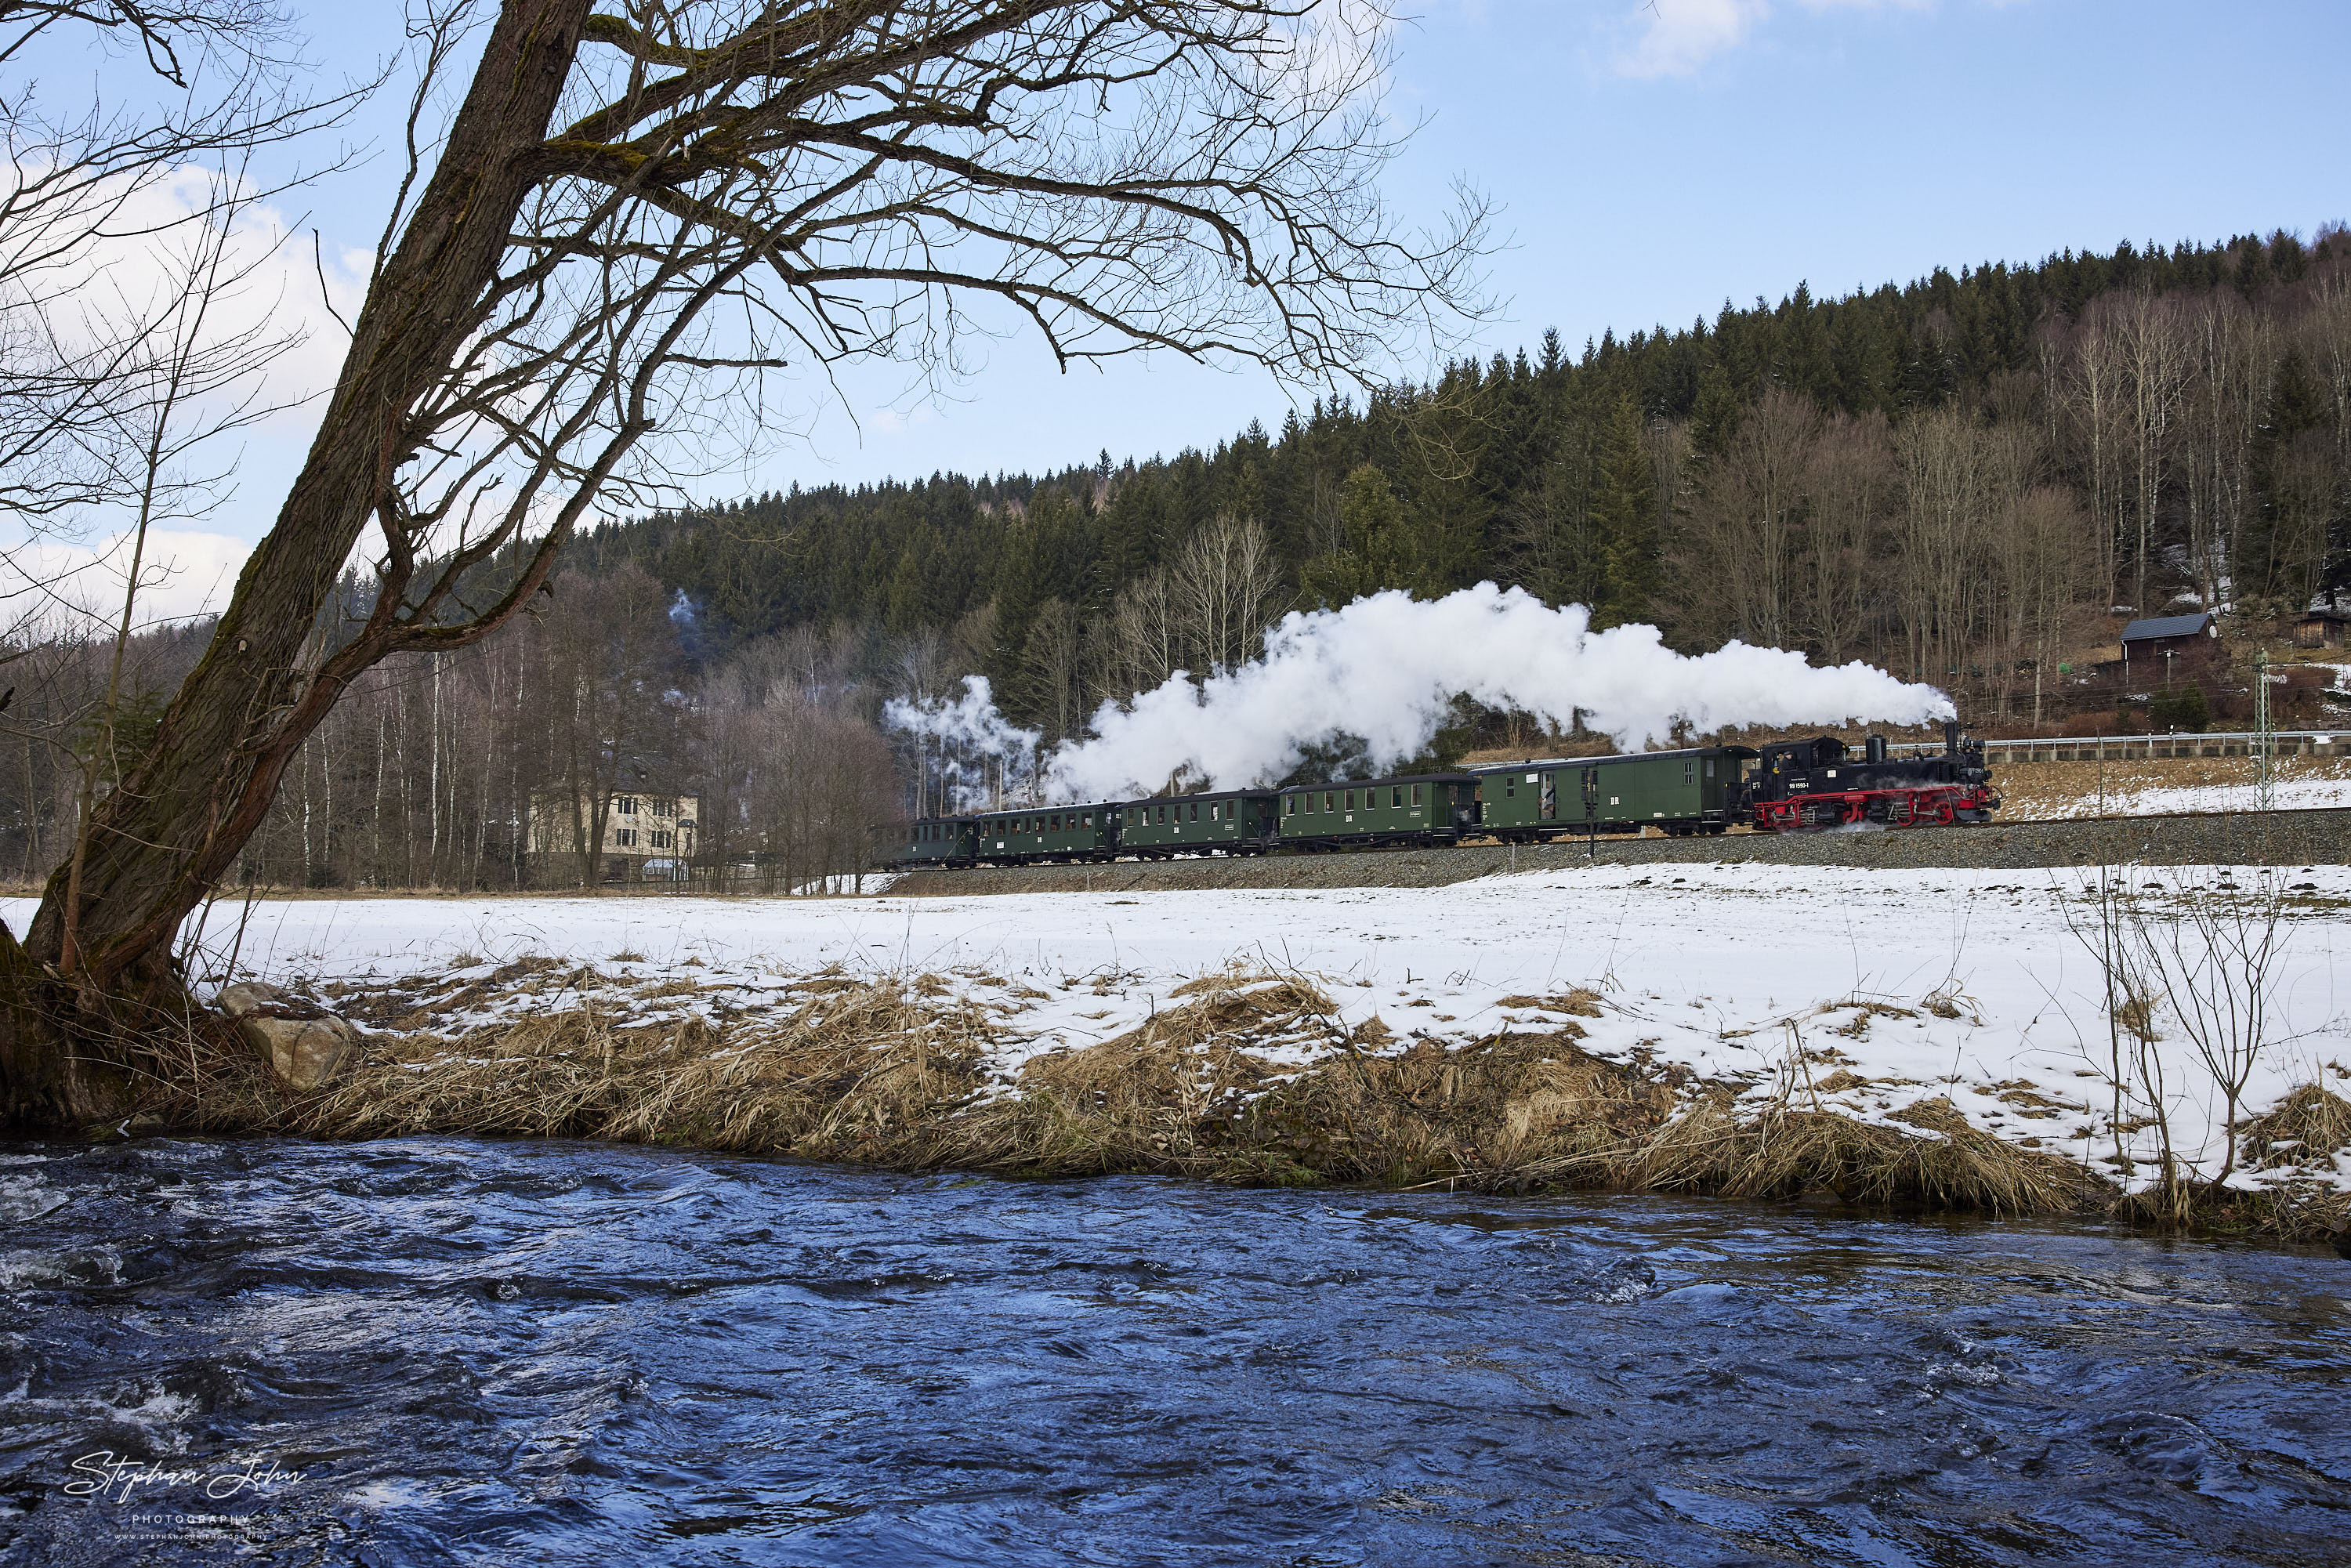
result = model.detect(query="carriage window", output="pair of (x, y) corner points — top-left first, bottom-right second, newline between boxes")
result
(1286, 795), (1296, 816)
(1411, 784), (1422, 806)
(1683, 762), (1694, 784)
(1190, 802), (1200, 821)
(1157, 804), (1167, 824)
(1081, 813), (1092, 827)
(1704, 759), (1715, 779)
(1392, 786), (1403, 807)
(1446, 785), (1456, 805)
(1324, 791), (1335, 812)
(1504, 777), (1514, 797)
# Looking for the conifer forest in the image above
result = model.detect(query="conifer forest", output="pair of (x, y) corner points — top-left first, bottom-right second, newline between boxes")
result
(11, 228), (2349, 892)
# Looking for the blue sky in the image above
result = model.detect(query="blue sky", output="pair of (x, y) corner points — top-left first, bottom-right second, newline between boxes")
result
(15, 1), (2349, 616)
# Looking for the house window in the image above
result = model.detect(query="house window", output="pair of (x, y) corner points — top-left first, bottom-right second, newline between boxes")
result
(616, 796), (638, 816)
(614, 827), (637, 847)
(651, 831), (672, 849)
(1411, 784), (1422, 806)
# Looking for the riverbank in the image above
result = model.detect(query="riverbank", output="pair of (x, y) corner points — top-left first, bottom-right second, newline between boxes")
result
(49, 862), (2348, 1245)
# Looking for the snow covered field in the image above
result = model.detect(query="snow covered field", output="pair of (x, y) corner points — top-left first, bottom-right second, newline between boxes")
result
(21, 862), (2346, 1195)
(1994, 753), (2351, 820)
(2015, 771), (2351, 820)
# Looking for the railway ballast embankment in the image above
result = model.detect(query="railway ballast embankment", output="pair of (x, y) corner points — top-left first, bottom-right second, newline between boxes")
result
(888, 807), (2351, 897)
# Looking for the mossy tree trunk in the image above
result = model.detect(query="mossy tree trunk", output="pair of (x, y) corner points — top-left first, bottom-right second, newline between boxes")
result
(0, 0), (594, 1129)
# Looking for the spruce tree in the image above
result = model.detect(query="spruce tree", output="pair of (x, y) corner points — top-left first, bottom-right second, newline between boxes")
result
(1588, 394), (1657, 628)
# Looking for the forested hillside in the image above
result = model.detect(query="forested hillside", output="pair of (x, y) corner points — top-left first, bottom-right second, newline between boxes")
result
(582, 225), (2349, 737)
(9, 227), (2347, 892)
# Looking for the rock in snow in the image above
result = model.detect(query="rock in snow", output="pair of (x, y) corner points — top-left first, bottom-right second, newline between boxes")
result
(217, 980), (361, 1091)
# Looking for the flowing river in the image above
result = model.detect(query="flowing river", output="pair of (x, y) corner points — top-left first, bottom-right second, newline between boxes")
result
(2, 1136), (2346, 1566)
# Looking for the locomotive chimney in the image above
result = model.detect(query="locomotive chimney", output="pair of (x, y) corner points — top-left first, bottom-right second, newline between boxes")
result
(1943, 720), (1960, 756)
(1866, 735), (1886, 763)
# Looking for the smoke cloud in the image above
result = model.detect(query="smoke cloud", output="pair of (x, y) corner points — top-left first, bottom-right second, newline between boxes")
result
(883, 675), (1042, 811)
(890, 585), (1954, 805)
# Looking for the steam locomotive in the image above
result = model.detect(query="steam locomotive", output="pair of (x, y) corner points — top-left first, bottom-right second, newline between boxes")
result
(889, 724), (1998, 868)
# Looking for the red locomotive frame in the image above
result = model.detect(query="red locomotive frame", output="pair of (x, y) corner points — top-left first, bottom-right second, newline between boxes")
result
(1750, 781), (2001, 832)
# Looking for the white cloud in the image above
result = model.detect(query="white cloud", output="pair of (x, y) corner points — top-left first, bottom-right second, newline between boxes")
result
(0, 527), (248, 637)
(1611, 0), (1935, 79)
(1614, 0), (1771, 78)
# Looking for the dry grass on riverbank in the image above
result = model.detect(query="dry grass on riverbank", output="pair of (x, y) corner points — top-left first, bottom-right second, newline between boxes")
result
(137, 964), (2137, 1221)
(132, 961), (2351, 1244)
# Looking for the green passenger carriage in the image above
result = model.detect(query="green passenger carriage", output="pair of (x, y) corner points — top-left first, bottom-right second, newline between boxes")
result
(971, 802), (1121, 864)
(1274, 771), (1481, 849)
(897, 816), (980, 867)
(1118, 791), (1278, 856)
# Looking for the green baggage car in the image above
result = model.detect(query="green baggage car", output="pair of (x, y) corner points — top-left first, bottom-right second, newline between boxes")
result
(972, 802), (1121, 864)
(1473, 747), (1757, 840)
(1116, 791), (1277, 856)
(1274, 772), (1480, 849)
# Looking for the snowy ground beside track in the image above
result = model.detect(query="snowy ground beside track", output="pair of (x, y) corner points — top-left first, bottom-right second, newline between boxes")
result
(15, 862), (2348, 1193)
(2015, 773), (2351, 819)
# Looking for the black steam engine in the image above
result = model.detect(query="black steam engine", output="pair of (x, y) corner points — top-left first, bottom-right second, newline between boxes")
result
(1742, 722), (1998, 831)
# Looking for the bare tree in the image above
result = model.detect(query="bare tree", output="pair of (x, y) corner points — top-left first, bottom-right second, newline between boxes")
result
(1165, 512), (1282, 675)
(1673, 386), (1818, 650)
(2178, 289), (2272, 612)
(1799, 408), (1893, 666)
(0, 3), (356, 527)
(2114, 291), (2191, 614)
(2, 0), (1486, 1124)
(524, 563), (681, 887)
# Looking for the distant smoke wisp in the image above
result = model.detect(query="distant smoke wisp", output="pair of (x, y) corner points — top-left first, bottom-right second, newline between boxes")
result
(883, 675), (1042, 811)
(891, 585), (1955, 805)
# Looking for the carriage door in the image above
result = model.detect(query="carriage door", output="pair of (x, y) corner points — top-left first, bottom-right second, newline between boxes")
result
(1540, 771), (1556, 820)
(1581, 767), (1599, 824)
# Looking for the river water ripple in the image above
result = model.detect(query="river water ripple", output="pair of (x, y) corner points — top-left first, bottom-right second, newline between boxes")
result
(0, 1137), (2346, 1565)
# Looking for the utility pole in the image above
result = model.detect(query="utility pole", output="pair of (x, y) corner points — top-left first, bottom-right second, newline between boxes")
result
(2253, 646), (2274, 814)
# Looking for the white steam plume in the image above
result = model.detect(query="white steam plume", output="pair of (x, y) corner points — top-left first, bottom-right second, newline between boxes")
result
(883, 675), (1041, 811)
(887, 586), (1954, 806)
(1046, 584), (1951, 800)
